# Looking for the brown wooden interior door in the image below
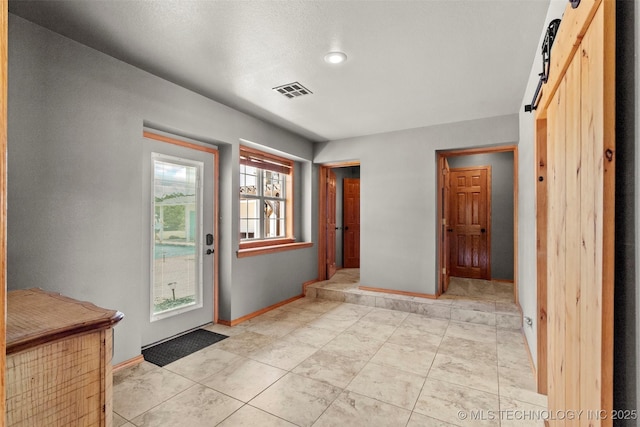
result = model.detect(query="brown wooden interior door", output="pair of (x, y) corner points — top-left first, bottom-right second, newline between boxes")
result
(326, 170), (337, 278)
(448, 166), (490, 279)
(343, 178), (360, 268)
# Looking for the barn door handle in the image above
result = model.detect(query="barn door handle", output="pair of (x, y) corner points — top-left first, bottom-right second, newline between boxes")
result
(345, 226), (349, 231)
(447, 228), (453, 232)
(481, 228), (486, 233)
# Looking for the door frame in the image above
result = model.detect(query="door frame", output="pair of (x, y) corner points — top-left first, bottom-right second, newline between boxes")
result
(436, 145), (518, 300)
(143, 131), (220, 324)
(317, 161), (360, 281)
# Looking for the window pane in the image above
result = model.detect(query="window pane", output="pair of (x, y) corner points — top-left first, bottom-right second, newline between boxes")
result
(240, 165), (258, 196)
(153, 159), (200, 316)
(264, 200), (285, 238)
(240, 198), (260, 239)
(263, 171), (284, 199)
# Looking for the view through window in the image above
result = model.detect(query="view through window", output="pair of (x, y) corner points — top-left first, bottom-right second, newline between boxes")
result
(152, 154), (203, 319)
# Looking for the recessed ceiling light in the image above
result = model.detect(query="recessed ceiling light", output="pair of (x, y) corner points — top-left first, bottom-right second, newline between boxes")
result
(324, 51), (347, 64)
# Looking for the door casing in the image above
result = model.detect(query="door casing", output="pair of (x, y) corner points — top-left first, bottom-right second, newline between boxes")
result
(436, 146), (518, 299)
(317, 162), (360, 281)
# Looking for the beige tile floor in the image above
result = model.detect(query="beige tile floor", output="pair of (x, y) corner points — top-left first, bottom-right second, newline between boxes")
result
(113, 288), (547, 426)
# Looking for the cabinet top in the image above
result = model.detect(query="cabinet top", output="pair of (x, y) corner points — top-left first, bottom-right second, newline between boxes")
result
(7, 288), (124, 355)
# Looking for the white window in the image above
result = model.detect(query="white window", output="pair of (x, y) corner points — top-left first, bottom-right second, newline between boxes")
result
(240, 147), (293, 248)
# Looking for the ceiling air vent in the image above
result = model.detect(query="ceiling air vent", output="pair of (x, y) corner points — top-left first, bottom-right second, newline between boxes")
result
(272, 82), (313, 99)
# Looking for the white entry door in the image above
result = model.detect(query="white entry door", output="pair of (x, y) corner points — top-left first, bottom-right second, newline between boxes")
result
(142, 133), (216, 347)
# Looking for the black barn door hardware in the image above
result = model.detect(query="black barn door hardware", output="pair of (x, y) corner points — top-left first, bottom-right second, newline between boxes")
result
(524, 18), (562, 113)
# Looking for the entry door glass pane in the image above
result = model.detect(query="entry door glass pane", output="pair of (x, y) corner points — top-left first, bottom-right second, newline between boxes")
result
(152, 155), (203, 320)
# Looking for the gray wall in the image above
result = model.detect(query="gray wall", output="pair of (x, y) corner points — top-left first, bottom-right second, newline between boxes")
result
(315, 114), (519, 294)
(517, 0), (567, 367)
(333, 166), (360, 268)
(447, 152), (514, 281)
(7, 15), (318, 364)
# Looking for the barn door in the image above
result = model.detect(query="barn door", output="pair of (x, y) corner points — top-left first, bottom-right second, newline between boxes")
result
(536, 1), (615, 424)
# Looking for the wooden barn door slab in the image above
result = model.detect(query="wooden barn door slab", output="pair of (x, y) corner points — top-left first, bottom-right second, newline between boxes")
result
(536, 1), (615, 424)
(448, 166), (491, 280)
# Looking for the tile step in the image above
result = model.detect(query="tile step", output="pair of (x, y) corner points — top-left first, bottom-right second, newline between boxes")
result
(306, 286), (522, 330)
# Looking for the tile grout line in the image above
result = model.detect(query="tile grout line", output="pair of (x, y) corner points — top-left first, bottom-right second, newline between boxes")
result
(309, 304), (413, 425)
(212, 305), (342, 426)
(405, 316), (451, 427)
(308, 303), (377, 424)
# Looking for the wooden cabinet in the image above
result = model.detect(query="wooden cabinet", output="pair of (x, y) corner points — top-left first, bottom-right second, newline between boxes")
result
(5, 289), (123, 426)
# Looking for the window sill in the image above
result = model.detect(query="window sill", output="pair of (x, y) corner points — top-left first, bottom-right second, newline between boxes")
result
(237, 241), (314, 258)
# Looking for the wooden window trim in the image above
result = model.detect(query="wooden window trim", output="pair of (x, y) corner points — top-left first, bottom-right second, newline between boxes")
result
(240, 237), (296, 250)
(239, 146), (295, 250)
(237, 241), (313, 258)
(240, 145), (293, 175)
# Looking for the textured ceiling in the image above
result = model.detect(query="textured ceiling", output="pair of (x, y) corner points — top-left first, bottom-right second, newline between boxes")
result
(9, 0), (551, 142)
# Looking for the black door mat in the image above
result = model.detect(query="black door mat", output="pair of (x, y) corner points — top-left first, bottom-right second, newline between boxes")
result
(142, 329), (228, 367)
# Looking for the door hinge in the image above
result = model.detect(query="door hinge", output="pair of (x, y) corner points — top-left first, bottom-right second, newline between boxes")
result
(442, 218), (447, 226)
